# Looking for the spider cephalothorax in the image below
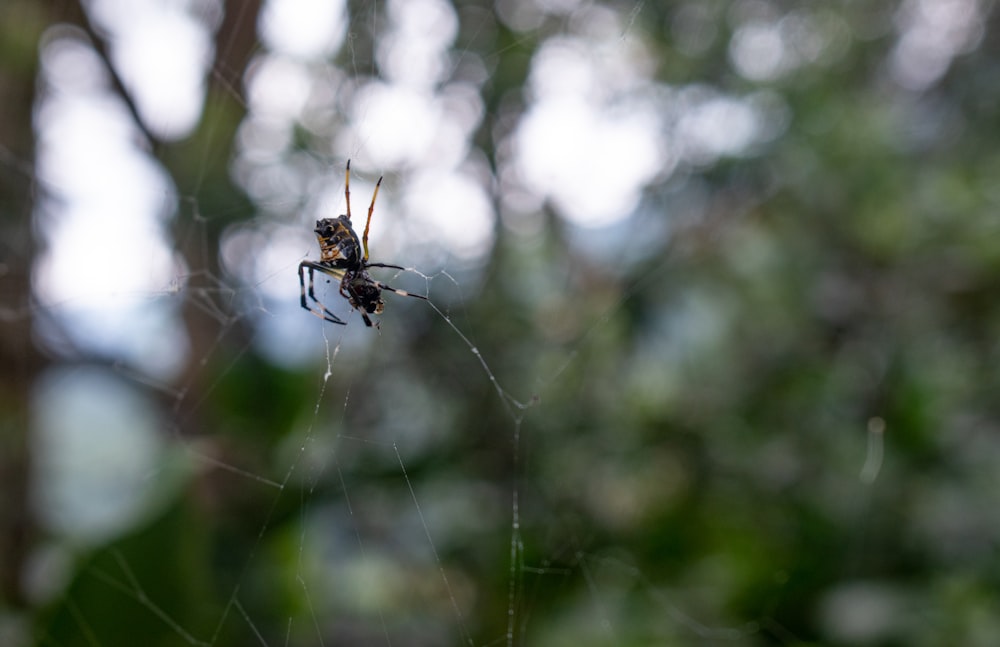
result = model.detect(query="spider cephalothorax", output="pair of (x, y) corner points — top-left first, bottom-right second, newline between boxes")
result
(298, 161), (426, 327)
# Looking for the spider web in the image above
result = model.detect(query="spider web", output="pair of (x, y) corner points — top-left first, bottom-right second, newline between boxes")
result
(9, 1), (977, 646)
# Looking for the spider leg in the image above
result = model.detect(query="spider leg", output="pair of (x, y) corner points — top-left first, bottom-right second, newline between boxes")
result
(365, 262), (407, 271)
(362, 175), (382, 263)
(344, 159), (352, 221)
(299, 261), (347, 325)
(373, 280), (428, 301)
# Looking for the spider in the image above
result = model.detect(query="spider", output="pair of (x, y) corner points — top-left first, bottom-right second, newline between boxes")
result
(299, 160), (427, 328)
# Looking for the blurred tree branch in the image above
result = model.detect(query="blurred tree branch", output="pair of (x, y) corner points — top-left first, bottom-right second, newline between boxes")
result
(0, 0), (46, 611)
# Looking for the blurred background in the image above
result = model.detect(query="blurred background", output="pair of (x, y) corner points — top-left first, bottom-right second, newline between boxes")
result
(3, 0), (1000, 645)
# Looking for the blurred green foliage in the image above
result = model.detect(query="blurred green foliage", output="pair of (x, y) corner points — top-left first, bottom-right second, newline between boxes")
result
(4, 1), (1000, 646)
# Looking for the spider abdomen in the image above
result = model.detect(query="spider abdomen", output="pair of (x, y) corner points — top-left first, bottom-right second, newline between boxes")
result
(315, 216), (361, 267)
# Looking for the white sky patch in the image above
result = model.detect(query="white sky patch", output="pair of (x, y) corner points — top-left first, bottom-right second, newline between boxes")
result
(512, 31), (664, 227)
(378, 0), (458, 86)
(245, 55), (314, 121)
(346, 82), (443, 168)
(259, 0), (347, 60)
(889, 0), (983, 91)
(675, 93), (763, 164)
(729, 21), (788, 82)
(404, 168), (495, 261)
(343, 0), (474, 170)
(511, 10), (791, 229)
(528, 33), (653, 104)
(516, 97), (663, 227)
(33, 33), (186, 379)
(87, 0), (215, 138)
(346, 81), (483, 169)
